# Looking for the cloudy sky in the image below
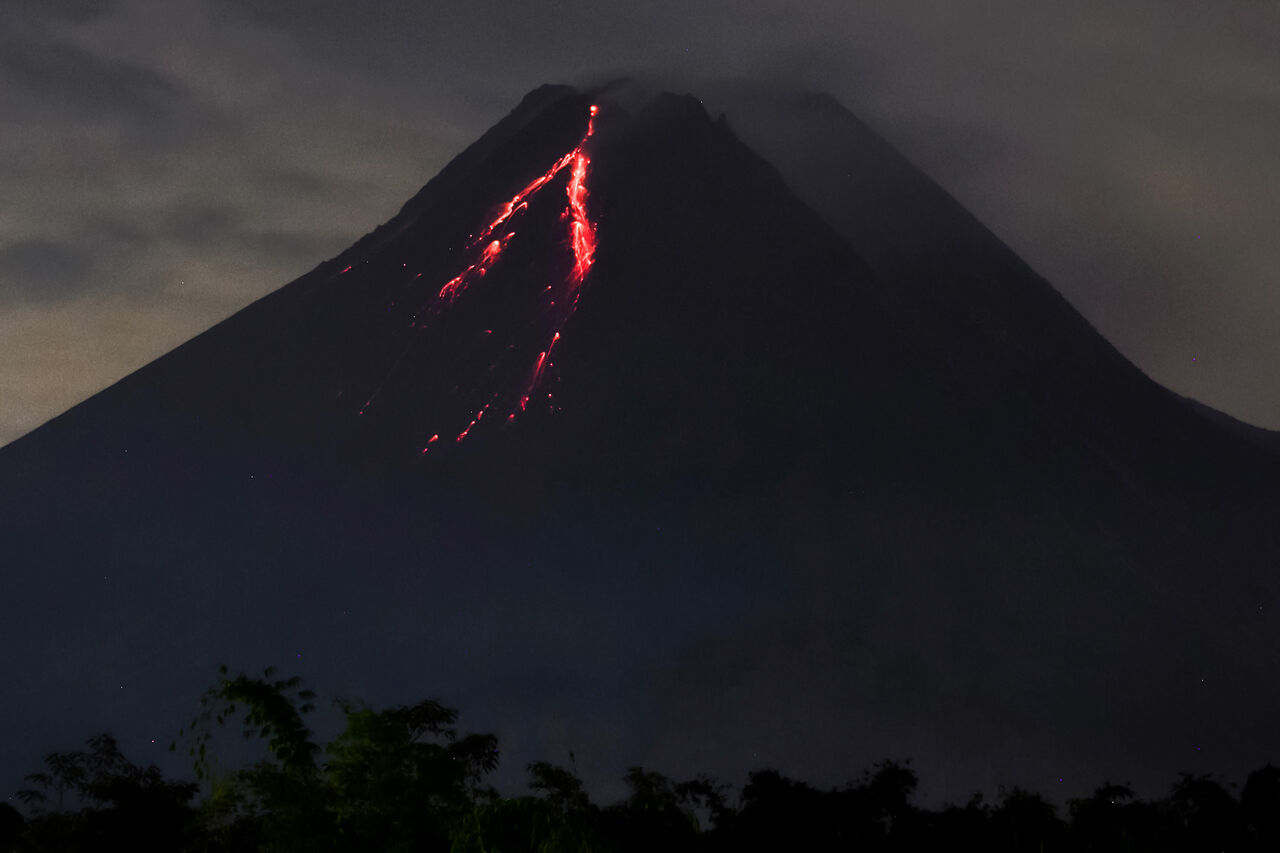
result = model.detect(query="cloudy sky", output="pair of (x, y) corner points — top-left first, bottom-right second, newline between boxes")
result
(3, 0), (1278, 446)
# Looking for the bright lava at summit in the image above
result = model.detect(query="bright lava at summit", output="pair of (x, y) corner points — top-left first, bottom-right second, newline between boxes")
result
(354, 105), (600, 452)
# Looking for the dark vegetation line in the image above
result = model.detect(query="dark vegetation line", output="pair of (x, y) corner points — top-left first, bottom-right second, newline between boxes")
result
(4, 666), (1278, 852)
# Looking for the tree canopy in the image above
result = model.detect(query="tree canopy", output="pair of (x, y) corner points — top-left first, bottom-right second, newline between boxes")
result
(7, 666), (1277, 852)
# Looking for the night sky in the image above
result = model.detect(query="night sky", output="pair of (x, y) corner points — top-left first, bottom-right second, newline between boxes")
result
(3, 0), (1279, 448)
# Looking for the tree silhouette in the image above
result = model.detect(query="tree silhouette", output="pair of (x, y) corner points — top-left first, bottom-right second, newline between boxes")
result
(1068, 782), (1159, 852)
(1240, 764), (1280, 850)
(596, 767), (702, 852)
(927, 794), (994, 852)
(1162, 772), (1241, 852)
(0, 802), (25, 853)
(324, 697), (499, 850)
(720, 769), (840, 851)
(526, 761), (591, 814)
(171, 665), (505, 852)
(11, 664), (1280, 851)
(15, 733), (196, 852)
(991, 786), (1066, 852)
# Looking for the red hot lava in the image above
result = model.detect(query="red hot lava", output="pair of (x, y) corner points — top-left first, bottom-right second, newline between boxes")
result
(381, 104), (600, 452)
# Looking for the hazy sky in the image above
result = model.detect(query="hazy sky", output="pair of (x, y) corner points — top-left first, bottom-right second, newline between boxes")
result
(3, 0), (1279, 446)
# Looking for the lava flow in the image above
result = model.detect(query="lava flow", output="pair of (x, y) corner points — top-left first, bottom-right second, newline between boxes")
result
(358, 104), (600, 453)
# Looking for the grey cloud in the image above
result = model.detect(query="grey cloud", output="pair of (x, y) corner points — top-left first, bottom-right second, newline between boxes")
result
(0, 33), (183, 122)
(249, 166), (335, 199)
(0, 238), (94, 301)
(237, 229), (347, 266)
(150, 200), (341, 263)
(83, 216), (151, 252)
(740, 37), (886, 94)
(5, 0), (118, 24)
(157, 203), (246, 244)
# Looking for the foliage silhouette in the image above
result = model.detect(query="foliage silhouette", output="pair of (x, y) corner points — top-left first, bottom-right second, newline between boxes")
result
(1240, 763), (1280, 850)
(15, 732), (197, 852)
(8, 665), (1279, 852)
(991, 786), (1067, 852)
(526, 760), (591, 814)
(0, 802), (25, 852)
(1068, 782), (1161, 851)
(1163, 773), (1242, 853)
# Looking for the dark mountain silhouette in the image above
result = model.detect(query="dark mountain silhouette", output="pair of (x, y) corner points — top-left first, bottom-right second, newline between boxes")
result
(2, 83), (1278, 803)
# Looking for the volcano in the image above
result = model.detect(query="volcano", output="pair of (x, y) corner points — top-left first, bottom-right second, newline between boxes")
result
(3, 83), (1278, 803)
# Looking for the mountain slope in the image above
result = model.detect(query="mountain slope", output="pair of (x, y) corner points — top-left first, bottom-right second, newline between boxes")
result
(1, 84), (1277, 803)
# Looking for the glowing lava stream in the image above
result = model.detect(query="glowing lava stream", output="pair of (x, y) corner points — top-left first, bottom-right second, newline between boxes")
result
(377, 104), (598, 453)
(434, 106), (598, 315)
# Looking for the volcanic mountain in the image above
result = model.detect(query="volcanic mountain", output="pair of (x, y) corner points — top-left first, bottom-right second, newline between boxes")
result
(3, 83), (1278, 802)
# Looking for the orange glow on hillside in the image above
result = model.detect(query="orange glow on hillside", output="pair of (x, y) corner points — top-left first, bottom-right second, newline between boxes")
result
(357, 105), (601, 450)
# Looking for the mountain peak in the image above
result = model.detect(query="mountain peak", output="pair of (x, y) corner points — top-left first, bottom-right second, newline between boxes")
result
(1, 83), (1277, 802)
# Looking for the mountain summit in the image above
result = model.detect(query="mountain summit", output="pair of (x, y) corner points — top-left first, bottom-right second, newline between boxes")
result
(3, 83), (1278, 801)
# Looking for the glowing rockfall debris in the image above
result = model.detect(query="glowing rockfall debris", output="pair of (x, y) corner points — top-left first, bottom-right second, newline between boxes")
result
(356, 105), (600, 454)
(565, 107), (598, 283)
(435, 233), (515, 306)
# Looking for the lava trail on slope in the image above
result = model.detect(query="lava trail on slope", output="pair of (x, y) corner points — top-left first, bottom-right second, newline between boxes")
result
(353, 104), (600, 452)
